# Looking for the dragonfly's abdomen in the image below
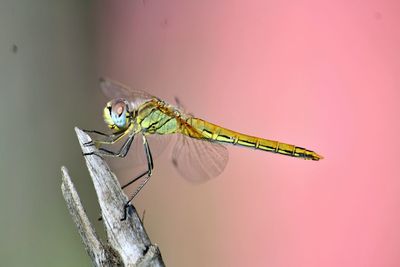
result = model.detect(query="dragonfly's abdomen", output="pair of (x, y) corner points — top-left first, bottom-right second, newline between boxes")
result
(187, 118), (322, 161)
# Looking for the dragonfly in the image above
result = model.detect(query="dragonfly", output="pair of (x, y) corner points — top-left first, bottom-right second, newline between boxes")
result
(84, 78), (323, 220)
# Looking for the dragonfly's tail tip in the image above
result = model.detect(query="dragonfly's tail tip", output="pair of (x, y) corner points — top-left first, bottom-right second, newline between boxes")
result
(314, 153), (324, 161)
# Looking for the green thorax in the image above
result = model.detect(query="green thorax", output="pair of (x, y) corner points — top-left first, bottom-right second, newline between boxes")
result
(135, 100), (180, 135)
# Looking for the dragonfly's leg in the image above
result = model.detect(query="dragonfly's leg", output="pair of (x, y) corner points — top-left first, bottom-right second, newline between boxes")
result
(120, 136), (154, 189)
(82, 129), (111, 146)
(83, 133), (134, 158)
(82, 129), (110, 136)
(83, 128), (129, 147)
(97, 134), (135, 158)
(121, 135), (154, 221)
(96, 131), (127, 145)
(85, 133), (125, 147)
(93, 134), (137, 222)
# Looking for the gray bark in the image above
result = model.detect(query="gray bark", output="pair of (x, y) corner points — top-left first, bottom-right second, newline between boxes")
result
(61, 128), (165, 267)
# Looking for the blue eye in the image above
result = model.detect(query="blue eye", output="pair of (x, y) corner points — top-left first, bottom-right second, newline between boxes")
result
(111, 111), (126, 127)
(111, 100), (127, 128)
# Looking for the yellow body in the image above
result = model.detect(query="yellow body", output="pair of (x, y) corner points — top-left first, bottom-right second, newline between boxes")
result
(133, 99), (322, 161)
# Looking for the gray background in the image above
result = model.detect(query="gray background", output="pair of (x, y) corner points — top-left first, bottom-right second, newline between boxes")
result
(0, 1), (99, 266)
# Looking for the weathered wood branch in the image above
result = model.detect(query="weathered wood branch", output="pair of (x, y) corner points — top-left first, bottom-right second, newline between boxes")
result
(61, 128), (165, 267)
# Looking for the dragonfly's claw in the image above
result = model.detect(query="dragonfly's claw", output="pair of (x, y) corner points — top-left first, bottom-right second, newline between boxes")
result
(83, 141), (95, 147)
(120, 203), (131, 221)
(82, 129), (110, 137)
(82, 128), (95, 133)
(82, 151), (104, 159)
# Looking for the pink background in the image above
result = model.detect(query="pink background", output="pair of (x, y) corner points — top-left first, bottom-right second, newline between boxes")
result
(96, 1), (400, 266)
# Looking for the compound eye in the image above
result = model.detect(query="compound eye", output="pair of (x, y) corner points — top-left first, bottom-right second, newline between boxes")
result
(111, 99), (128, 128)
(112, 100), (126, 117)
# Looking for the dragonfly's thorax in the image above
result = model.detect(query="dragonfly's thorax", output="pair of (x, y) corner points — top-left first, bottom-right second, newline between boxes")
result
(135, 99), (182, 135)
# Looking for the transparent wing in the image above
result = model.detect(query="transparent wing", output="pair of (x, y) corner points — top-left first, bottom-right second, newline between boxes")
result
(99, 77), (155, 103)
(172, 134), (229, 183)
(174, 96), (194, 117)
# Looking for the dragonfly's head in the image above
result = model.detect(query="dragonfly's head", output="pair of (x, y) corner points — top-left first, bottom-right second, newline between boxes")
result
(103, 99), (132, 131)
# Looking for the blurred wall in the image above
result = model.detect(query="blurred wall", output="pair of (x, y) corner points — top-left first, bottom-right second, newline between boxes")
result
(0, 1), (99, 266)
